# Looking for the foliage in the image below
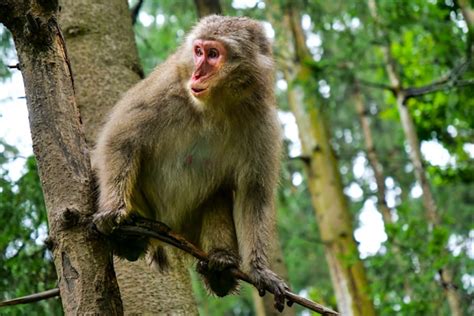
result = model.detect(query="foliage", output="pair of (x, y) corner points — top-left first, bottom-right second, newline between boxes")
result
(0, 0), (472, 315)
(0, 141), (61, 315)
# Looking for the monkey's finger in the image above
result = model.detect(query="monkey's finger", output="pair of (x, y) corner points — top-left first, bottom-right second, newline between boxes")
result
(287, 300), (294, 307)
(273, 284), (287, 312)
(274, 296), (285, 312)
(258, 288), (266, 297)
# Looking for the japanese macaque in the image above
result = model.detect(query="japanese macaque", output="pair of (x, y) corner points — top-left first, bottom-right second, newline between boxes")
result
(92, 15), (288, 310)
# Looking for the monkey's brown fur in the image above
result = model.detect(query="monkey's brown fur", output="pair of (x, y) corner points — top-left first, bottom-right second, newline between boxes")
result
(93, 15), (288, 310)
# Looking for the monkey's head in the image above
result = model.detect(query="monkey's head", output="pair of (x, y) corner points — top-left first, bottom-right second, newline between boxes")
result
(184, 15), (274, 104)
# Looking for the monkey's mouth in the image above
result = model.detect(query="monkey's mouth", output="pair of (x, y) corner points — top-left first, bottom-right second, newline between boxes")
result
(191, 87), (208, 96)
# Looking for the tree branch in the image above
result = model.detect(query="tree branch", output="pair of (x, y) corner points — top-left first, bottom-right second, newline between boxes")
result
(404, 60), (472, 98)
(357, 78), (395, 92)
(0, 289), (59, 307)
(130, 0), (144, 25)
(358, 60), (473, 99)
(115, 218), (339, 316)
(0, 218), (339, 315)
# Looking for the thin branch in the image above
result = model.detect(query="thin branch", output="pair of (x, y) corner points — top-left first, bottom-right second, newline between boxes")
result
(0, 288), (59, 307)
(0, 218), (339, 315)
(357, 78), (395, 92)
(358, 60), (473, 99)
(404, 60), (472, 98)
(116, 218), (339, 316)
(7, 63), (20, 70)
(130, 0), (144, 25)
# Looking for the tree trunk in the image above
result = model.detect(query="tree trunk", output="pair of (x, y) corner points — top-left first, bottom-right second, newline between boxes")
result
(58, 0), (198, 314)
(458, 0), (474, 58)
(367, 1), (463, 315)
(353, 86), (393, 224)
(0, 1), (122, 314)
(266, 3), (377, 315)
(353, 84), (414, 297)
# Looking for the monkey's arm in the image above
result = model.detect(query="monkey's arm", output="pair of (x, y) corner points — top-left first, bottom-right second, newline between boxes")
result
(233, 133), (287, 311)
(92, 111), (144, 234)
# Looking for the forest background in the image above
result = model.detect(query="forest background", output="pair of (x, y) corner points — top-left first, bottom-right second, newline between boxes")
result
(0, 0), (473, 315)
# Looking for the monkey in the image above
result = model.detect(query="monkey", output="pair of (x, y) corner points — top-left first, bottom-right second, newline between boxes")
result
(92, 15), (288, 311)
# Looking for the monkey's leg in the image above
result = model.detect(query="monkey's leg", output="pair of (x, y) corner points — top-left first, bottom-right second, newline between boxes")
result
(195, 192), (240, 297)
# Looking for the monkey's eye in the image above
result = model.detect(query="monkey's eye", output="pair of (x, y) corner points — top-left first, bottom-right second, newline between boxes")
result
(195, 46), (203, 57)
(208, 48), (219, 59)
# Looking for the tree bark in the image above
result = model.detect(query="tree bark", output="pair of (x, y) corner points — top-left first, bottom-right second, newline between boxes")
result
(266, 3), (377, 315)
(367, 1), (463, 315)
(58, 0), (198, 314)
(0, 0), (122, 314)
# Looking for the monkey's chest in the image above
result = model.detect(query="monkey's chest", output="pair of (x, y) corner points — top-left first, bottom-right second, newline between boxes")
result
(149, 136), (229, 213)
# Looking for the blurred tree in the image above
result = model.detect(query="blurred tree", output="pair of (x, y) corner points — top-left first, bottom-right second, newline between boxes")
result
(0, 143), (62, 315)
(266, 1), (376, 315)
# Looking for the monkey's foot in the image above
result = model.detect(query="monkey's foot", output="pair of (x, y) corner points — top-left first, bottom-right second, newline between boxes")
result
(93, 207), (128, 235)
(250, 266), (291, 312)
(197, 249), (240, 297)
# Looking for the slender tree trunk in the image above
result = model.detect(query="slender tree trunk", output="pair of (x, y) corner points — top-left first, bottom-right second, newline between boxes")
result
(458, 0), (474, 58)
(353, 86), (392, 224)
(252, 288), (267, 316)
(367, 1), (463, 315)
(193, 0), (222, 18)
(0, 1), (122, 314)
(58, 0), (198, 314)
(353, 84), (414, 297)
(266, 3), (376, 315)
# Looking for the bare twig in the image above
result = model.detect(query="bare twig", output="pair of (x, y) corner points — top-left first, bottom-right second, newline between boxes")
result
(357, 78), (395, 92)
(0, 288), (59, 307)
(7, 63), (20, 70)
(130, 0), (144, 25)
(116, 218), (339, 316)
(358, 60), (473, 99)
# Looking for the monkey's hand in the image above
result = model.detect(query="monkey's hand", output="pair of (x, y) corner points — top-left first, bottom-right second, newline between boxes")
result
(250, 266), (290, 312)
(197, 249), (240, 297)
(93, 207), (129, 235)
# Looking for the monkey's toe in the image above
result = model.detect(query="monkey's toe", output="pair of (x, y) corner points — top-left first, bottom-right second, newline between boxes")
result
(207, 249), (240, 271)
(197, 249), (240, 296)
(250, 267), (290, 312)
(93, 208), (128, 235)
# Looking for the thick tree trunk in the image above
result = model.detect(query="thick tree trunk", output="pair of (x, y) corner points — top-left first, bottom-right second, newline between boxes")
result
(266, 3), (377, 315)
(0, 1), (122, 314)
(367, 1), (463, 315)
(58, 0), (198, 314)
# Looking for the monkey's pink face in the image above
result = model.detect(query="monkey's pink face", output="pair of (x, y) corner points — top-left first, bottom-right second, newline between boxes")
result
(190, 39), (227, 98)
